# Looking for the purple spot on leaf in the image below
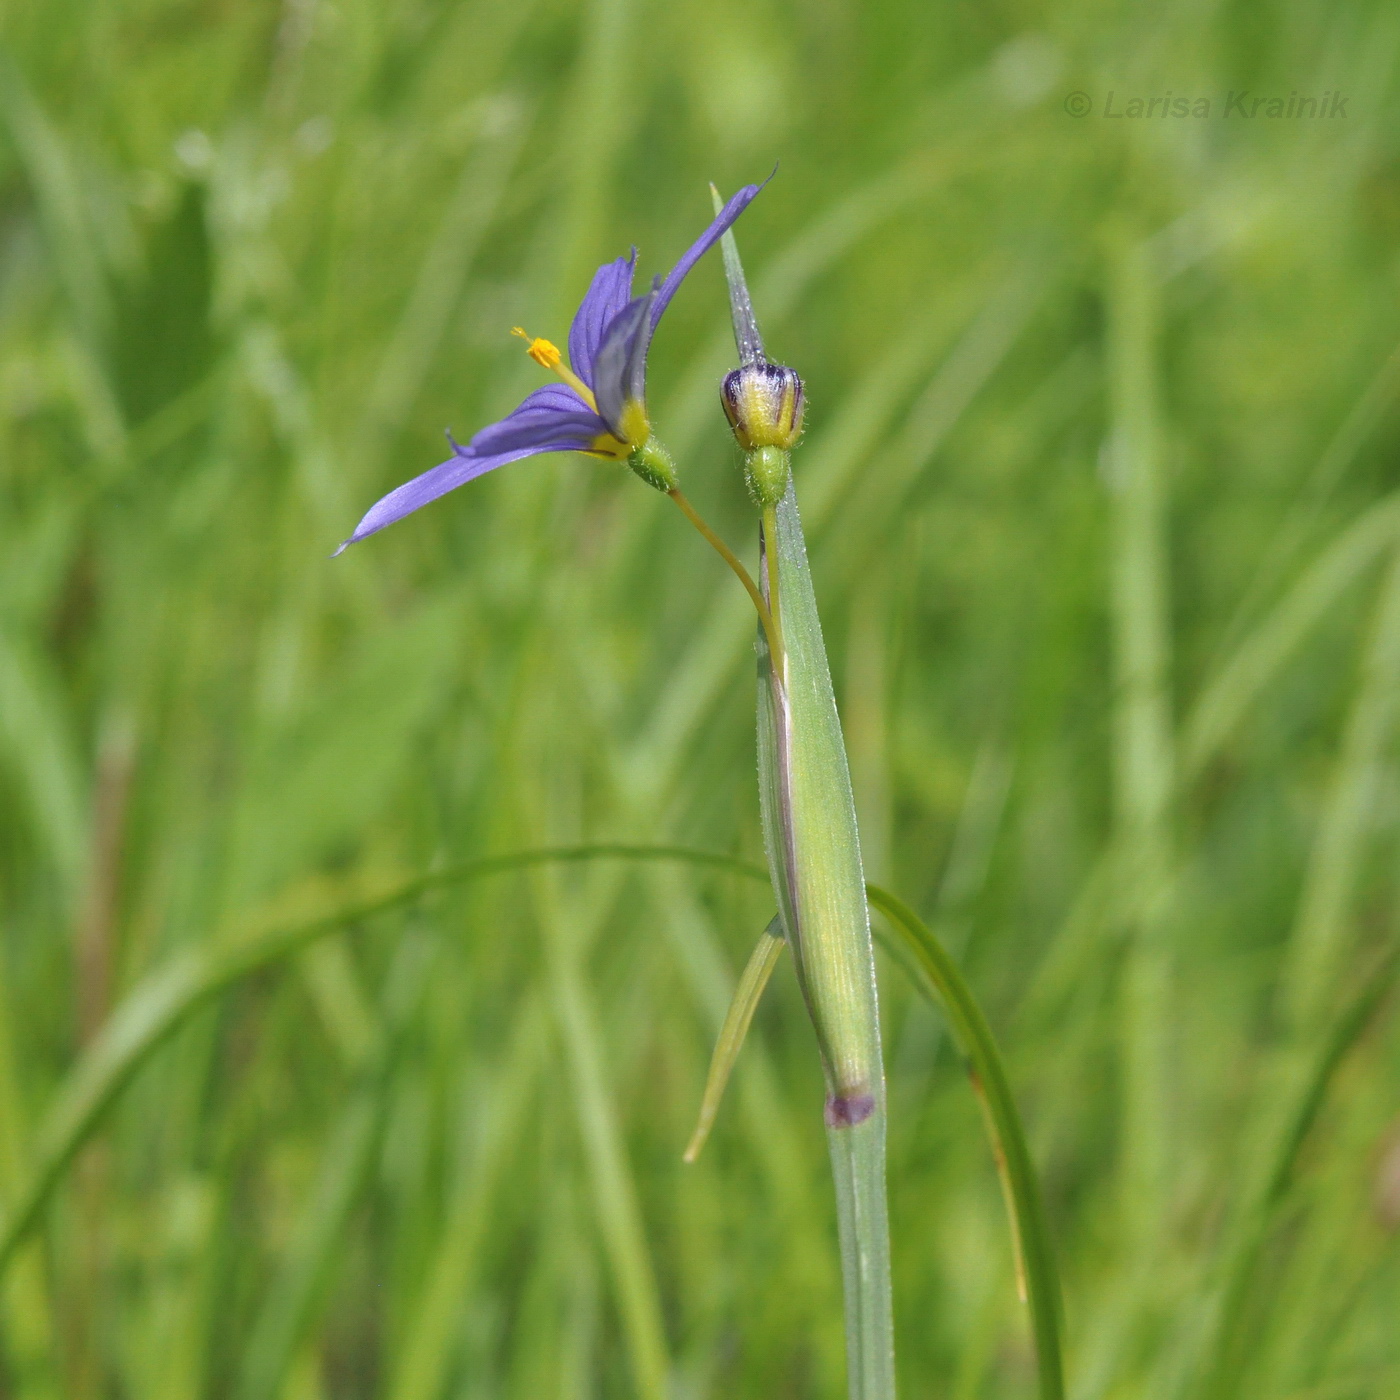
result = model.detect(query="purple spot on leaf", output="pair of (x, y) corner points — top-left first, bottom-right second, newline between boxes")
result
(825, 1093), (876, 1128)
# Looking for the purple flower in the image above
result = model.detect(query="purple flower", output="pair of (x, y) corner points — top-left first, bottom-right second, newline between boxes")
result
(336, 181), (766, 552)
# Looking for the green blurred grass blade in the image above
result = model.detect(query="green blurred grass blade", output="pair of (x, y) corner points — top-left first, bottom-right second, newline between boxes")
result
(300, 936), (379, 1069)
(1105, 232), (1175, 1242)
(1183, 492), (1400, 777)
(1212, 337), (1400, 657)
(236, 1100), (382, 1400)
(1040, 493), (1400, 1036)
(0, 846), (766, 1282)
(1182, 542), (1400, 1399)
(388, 999), (548, 1400)
(866, 884), (1065, 1400)
(227, 598), (462, 899)
(1282, 546), (1400, 1028)
(818, 257), (1049, 584)
(1194, 949), (1398, 1400)
(683, 916), (785, 1163)
(550, 0), (638, 304)
(0, 51), (113, 347)
(533, 863), (671, 1400)
(646, 865), (846, 1386)
(0, 977), (61, 1399)
(0, 624), (88, 900)
(890, 739), (1013, 1083)
(236, 936), (433, 1400)
(358, 108), (530, 461)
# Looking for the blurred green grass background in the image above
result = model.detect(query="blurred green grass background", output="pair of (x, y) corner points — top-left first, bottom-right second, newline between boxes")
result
(2, 0), (1400, 1395)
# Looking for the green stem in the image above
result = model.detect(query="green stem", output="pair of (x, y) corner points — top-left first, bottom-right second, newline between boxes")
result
(827, 1107), (896, 1400)
(758, 485), (893, 1400)
(762, 502), (785, 665)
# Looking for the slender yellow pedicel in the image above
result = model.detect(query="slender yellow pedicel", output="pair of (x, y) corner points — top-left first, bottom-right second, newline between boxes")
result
(668, 489), (783, 667)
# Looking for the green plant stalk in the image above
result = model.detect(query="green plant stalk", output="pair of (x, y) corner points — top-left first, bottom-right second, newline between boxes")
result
(712, 185), (893, 1398)
(757, 493), (894, 1400)
(823, 1105), (894, 1398)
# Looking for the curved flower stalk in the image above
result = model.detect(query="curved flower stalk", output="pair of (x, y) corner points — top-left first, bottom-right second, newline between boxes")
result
(335, 182), (765, 551)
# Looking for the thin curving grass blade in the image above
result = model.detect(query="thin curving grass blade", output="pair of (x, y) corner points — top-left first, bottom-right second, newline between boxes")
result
(683, 916), (786, 1163)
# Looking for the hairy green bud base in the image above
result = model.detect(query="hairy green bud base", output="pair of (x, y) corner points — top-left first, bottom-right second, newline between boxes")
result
(628, 437), (678, 492)
(743, 446), (791, 508)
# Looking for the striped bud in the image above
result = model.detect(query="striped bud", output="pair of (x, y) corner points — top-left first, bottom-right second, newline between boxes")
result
(721, 362), (804, 452)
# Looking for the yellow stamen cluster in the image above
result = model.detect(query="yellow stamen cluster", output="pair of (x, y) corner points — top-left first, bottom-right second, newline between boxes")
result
(512, 327), (561, 369)
(511, 326), (598, 411)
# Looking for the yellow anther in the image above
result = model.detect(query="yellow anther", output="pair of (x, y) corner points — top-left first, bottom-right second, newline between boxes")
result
(511, 327), (562, 369)
(510, 326), (598, 411)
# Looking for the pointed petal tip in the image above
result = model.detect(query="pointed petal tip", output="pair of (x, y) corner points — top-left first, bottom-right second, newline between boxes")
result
(651, 176), (767, 330)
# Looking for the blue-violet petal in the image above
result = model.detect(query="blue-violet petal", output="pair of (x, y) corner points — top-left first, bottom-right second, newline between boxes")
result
(567, 250), (638, 386)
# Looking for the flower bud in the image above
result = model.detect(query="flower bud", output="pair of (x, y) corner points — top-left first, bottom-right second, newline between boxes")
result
(721, 362), (804, 452)
(722, 363), (803, 508)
